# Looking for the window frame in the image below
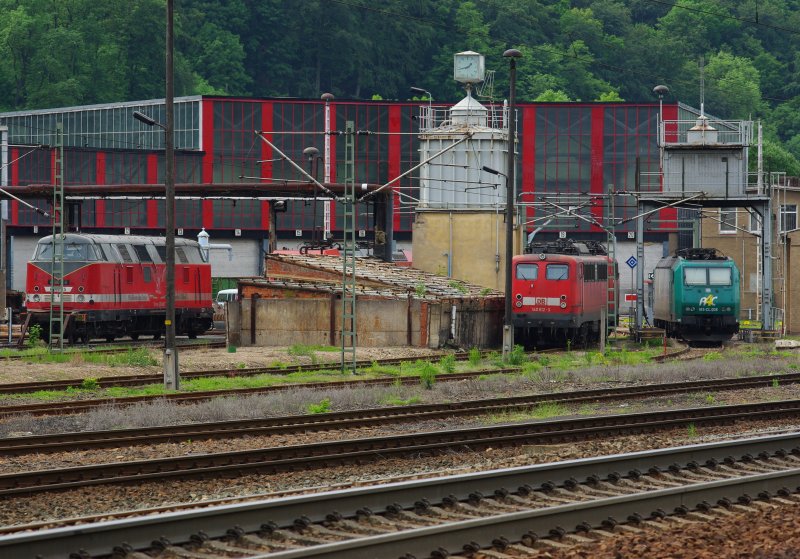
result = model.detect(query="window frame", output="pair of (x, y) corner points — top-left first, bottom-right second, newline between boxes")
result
(546, 263), (570, 280)
(516, 263), (539, 280)
(719, 209), (736, 234)
(780, 204), (798, 233)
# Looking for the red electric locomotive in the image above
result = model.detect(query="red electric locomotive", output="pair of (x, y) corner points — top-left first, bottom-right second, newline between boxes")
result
(511, 239), (617, 347)
(25, 234), (214, 343)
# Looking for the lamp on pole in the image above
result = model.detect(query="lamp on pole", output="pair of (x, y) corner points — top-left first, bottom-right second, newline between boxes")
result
(303, 146), (320, 245)
(502, 48), (522, 358)
(410, 86), (433, 128)
(131, 0), (177, 389)
(321, 93), (334, 241)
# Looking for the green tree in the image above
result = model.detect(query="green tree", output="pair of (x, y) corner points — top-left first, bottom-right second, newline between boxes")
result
(703, 51), (762, 118)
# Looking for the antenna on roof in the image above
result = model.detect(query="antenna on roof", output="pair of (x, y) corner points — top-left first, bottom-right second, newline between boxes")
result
(699, 55), (705, 116)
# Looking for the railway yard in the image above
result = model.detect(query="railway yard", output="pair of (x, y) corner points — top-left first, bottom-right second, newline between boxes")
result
(2, 340), (800, 558)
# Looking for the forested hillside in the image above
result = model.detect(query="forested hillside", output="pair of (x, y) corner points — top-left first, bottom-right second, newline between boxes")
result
(1, 0), (799, 170)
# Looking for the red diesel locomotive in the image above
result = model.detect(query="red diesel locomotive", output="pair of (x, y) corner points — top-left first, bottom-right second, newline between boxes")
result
(26, 233), (214, 343)
(512, 239), (617, 346)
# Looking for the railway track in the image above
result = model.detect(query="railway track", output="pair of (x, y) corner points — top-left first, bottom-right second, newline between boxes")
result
(0, 338), (226, 362)
(0, 351), (468, 395)
(3, 431), (800, 558)
(1, 370), (798, 454)
(4, 397), (800, 498)
(0, 344), (697, 396)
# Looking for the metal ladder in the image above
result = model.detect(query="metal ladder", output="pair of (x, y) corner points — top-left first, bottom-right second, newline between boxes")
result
(340, 121), (357, 373)
(48, 123), (66, 350)
(605, 185), (618, 336)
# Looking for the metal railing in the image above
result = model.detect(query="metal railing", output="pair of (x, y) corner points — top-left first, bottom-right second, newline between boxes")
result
(659, 119), (753, 147)
(417, 104), (509, 132)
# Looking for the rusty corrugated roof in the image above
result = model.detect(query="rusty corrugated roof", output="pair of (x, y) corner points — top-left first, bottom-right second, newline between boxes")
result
(255, 254), (502, 300)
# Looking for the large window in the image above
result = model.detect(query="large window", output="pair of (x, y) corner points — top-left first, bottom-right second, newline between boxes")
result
(684, 268), (707, 285)
(781, 204), (797, 233)
(105, 200), (148, 228)
(546, 264), (569, 280)
(603, 106), (659, 232)
(213, 101), (262, 183)
(719, 209), (736, 233)
(212, 199), (261, 229)
(709, 268), (732, 285)
(516, 263), (538, 280)
(2, 99), (200, 150)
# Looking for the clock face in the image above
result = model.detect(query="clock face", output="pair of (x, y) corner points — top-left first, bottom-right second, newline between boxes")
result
(454, 53), (484, 83)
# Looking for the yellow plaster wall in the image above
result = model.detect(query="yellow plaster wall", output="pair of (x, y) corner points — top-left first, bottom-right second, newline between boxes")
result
(412, 209), (522, 291)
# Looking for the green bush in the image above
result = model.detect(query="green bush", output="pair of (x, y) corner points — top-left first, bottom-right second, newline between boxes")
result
(468, 347), (481, 366)
(419, 363), (437, 390)
(505, 345), (527, 366)
(307, 398), (331, 414)
(439, 353), (456, 374)
(81, 377), (99, 390)
(28, 324), (42, 346)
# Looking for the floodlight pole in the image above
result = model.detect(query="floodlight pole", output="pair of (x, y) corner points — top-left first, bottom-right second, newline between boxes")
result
(132, 0), (177, 389)
(503, 48), (522, 358)
(164, 0), (177, 389)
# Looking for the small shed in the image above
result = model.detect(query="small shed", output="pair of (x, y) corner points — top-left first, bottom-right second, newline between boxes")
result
(226, 254), (504, 349)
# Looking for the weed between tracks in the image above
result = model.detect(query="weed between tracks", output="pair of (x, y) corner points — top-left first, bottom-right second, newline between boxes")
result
(2, 343), (798, 437)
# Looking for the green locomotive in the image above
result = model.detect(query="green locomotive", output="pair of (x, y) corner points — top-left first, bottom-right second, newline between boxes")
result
(653, 248), (740, 342)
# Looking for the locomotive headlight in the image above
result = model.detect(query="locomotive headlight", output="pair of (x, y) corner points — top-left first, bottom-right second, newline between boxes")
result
(77, 294), (85, 303)
(33, 294), (40, 303)
(34, 286), (40, 292)
(515, 293), (522, 300)
(516, 301), (523, 308)
(560, 302), (567, 309)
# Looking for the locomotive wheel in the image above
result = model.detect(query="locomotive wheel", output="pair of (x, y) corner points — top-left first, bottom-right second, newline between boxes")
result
(129, 334), (139, 341)
(105, 336), (115, 343)
(153, 332), (161, 340)
(187, 331), (198, 339)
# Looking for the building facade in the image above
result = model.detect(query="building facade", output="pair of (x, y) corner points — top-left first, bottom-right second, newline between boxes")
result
(701, 178), (800, 333)
(0, 96), (690, 291)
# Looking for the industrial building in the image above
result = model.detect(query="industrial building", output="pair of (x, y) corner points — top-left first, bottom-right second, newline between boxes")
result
(6, 73), (785, 343)
(0, 95), (688, 299)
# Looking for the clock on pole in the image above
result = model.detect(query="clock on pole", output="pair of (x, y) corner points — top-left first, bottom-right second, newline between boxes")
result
(454, 51), (485, 84)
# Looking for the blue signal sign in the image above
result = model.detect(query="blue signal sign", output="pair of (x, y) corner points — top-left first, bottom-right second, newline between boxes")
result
(626, 256), (637, 269)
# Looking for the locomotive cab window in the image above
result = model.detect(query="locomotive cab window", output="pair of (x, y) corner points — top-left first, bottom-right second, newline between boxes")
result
(709, 268), (732, 286)
(546, 264), (569, 280)
(684, 268), (707, 286)
(516, 263), (538, 280)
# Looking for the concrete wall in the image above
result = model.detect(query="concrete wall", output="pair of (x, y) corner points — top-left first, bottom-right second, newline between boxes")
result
(233, 289), (501, 349)
(235, 293), (443, 348)
(208, 237), (262, 278)
(412, 209), (523, 291)
(10, 235), (38, 291)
